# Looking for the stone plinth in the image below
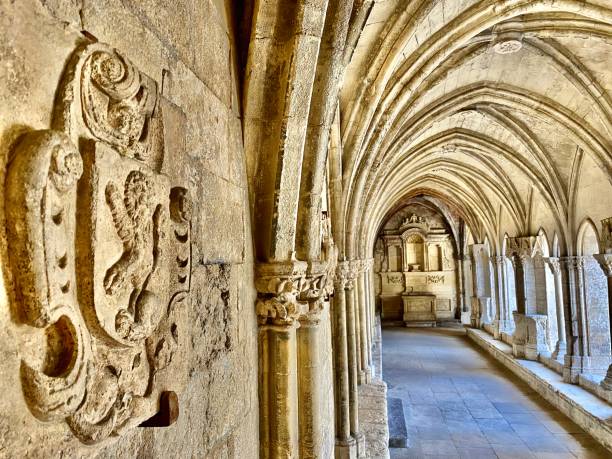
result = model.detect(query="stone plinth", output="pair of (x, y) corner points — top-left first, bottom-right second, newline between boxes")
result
(512, 313), (549, 360)
(402, 294), (436, 327)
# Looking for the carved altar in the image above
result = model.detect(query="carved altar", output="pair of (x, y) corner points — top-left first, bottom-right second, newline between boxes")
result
(375, 207), (458, 322)
(402, 294), (436, 327)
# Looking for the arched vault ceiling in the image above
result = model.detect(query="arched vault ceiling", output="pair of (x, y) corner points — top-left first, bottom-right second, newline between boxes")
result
(338, 0), (612, 259)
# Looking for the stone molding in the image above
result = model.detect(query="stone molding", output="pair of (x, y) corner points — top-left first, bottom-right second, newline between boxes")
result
(5, 42), (193, 443)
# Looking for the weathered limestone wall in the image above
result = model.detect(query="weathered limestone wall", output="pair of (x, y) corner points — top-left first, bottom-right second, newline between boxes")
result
(0, 1), (258, 457)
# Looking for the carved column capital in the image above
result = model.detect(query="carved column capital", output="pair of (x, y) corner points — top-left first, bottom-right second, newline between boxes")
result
(560, 255), (586, 271)
(593, 254), (612, 278)
(544, 257), (561, 276)
(491, 255), (506, 267)
(335, 261), (356, 290)
(601, 217), (612, 254)
(298, 261), (331, 324)
(255, 260), (309, 326)
(505, 236), (537, 261)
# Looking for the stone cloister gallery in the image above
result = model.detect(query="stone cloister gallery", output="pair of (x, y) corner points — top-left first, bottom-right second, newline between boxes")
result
(1, 0), (612, 458)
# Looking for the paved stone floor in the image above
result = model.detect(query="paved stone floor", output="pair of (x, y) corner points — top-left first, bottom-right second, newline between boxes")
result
(383, 327), (612, 459)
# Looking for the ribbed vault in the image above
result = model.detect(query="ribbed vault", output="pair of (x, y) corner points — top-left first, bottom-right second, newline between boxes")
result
(339, 0), (612, 261)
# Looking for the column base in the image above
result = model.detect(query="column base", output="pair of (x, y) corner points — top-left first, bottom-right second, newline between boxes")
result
(355, 432), (366, 459)
(335, 436), (357, 459)
(600, 364), (612, 391)
(358, 370), (368, 385)
(492, 319), (501, 339)
(563, 355), (612, 383)
(551, 341), (566, 363)
(512, 342), (526, 359)
(512, 312), (527, 358)
(498, 319), (514, 333)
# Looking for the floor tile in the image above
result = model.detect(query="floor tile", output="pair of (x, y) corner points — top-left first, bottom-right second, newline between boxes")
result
(421, 439), (459, 455)
(491, 444), (535, 459)
(501, 412), (541, 424)
(456, 446), (498, 459)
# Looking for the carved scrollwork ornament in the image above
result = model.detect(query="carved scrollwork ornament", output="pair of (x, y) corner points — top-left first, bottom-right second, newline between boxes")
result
(5, 42), (192, 443)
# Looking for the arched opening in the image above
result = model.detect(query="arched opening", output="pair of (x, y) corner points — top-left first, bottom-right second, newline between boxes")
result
(534, 229), (557, 356)
(577, 220), (611, 370)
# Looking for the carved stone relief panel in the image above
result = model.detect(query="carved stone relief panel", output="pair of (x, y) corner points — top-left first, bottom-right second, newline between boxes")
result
(5, 42), (192, 444)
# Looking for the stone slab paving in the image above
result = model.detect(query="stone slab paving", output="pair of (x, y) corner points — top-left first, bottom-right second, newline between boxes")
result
(383, 327), (612, 459)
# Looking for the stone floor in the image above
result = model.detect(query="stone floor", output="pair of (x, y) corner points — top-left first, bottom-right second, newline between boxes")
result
(383, 327), (612, 459)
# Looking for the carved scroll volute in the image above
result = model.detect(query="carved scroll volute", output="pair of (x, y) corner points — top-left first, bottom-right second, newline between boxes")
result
(55, 43), (160, 166)
(6, 130), (90, 421)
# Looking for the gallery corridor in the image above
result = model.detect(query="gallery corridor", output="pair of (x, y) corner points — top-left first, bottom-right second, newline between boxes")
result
(384, 328), (610, 459)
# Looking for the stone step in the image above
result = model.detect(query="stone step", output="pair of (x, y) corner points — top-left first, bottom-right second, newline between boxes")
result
(387, 397), (408, 448)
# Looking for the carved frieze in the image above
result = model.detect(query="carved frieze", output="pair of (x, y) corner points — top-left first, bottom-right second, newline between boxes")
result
(5, 42), (192, 443)
(426, 275), (445, 285)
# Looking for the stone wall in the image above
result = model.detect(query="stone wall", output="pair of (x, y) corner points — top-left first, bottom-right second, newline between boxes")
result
(0, 1), (258, 457)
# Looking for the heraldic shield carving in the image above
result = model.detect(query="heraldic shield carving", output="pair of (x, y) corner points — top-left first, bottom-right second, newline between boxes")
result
(5, 42), (192, 444)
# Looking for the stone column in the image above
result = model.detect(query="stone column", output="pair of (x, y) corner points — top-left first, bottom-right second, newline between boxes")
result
(594, 254), (612, 389)
(344, 263), (365, 457)
(462, 254), (472, 314)
(506, 237), (548, 360)
(352, 261), (364, 384)
(456, 255), (465, 319)
(357, 263), (370, 384)
(595, 216), (612, 390)
(364, 259), (374, 378)
(492, 256), (512, 338)
(333, 263), (356, 458)
(471, 244), (491, 327)
(560, 256), (589, 383)
(256, 261), (308, 459)
(544, 257), (567, 362)
(297, 261), (329, 459)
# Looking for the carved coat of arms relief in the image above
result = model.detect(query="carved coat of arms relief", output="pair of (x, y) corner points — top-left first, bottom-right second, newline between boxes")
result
(5, 42), (192, 444)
